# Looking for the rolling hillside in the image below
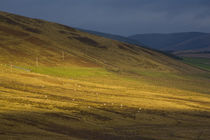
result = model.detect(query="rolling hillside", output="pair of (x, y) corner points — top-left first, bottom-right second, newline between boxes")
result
(0, 11), (210, 140)
(0, 11), (203, 74)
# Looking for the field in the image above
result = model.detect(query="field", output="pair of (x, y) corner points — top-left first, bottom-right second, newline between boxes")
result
(0, 11), (210, 140)
(183, 57), (210, 72)
(0, 64), (210, 140)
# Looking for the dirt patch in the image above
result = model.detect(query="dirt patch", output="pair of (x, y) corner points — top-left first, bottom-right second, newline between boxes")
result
(25, 36), (50, 46)
(73, 37), (99, 46)
(23, 27), (41, 34)
(73, 36), (107, 49)
(98, 107), (136, 119)
(0, 15), (41, 34)
(0, 15), (20, 25)
(79, 110), (112, 121)
(44, 112), (80, 121)
(0, 25), (29, 37)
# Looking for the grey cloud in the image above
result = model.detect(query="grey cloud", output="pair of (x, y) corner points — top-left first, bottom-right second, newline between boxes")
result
(0, 0), (210, 35)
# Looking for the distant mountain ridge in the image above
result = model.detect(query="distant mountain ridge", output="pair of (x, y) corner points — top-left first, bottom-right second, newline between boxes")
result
(77, 28), (144, 46)
(129, 32), (210, 51)
(128, 32), (210, 58)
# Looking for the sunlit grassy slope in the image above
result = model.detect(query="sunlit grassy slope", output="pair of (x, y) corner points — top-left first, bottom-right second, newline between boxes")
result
(0, 11), (210, 140)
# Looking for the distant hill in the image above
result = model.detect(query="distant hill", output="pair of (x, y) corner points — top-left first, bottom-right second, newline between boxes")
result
(77, 28), (144, 46)
(129, 32), (210, 58)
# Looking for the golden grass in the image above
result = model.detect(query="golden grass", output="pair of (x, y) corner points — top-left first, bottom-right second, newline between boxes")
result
(0, 64), (210, 140)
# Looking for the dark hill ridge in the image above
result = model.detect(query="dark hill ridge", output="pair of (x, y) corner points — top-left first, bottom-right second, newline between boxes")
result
(129, 32), (208, 51)
(0, 11), (201, 74)
(128, 32), (210, 57)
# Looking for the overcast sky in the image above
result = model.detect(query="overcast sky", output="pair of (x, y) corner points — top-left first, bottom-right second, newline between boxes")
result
(0, 0), (210, 36)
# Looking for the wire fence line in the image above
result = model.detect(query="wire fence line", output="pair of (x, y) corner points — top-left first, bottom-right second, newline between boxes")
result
(0, 64), (31, 72)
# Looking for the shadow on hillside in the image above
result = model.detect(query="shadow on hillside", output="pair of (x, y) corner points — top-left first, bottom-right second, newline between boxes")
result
(0, 108), (210, 140)
(0, 111), (155, 140)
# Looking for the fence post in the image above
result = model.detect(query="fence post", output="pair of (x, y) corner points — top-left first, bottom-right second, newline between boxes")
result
(36, 57), (39, 67)
(62, 51), (65, 61)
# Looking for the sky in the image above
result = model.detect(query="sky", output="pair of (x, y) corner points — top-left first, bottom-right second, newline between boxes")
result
(0, 0), (210, 36)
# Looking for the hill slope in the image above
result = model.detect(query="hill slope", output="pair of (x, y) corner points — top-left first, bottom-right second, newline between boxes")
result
(0, 11), (192, 73)
(0, 11), (203, 74)
(0, 11), (210, 140)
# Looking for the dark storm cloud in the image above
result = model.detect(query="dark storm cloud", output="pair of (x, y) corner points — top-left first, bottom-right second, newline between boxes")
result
(0, 0), (210, 35)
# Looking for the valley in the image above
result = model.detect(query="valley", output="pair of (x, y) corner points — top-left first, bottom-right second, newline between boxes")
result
(0, 11), (210, 140)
